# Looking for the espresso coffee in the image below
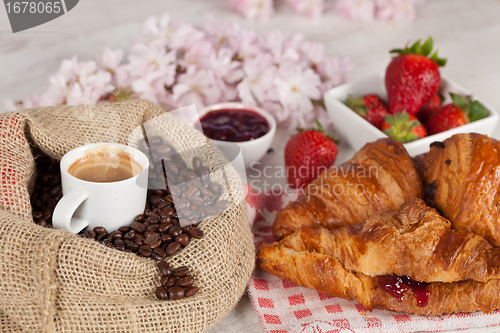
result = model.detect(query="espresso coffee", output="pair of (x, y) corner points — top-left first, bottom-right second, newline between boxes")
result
(68, 149), (142, 183)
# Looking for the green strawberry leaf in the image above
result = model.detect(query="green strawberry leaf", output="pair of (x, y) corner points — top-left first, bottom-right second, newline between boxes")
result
(315, 120), (324, 133)
(450, 93), (470, 110)
(390, 48), (405, 54)
(346, 94), (367, 116)
(384, 111), (423, 143)
(422, 37), (433, 56)
(384, 114), (395, 126)
(468, 101), (489, 122)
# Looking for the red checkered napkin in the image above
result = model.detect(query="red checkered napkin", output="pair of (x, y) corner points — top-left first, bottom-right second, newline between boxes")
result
(244, 185), (500, 333)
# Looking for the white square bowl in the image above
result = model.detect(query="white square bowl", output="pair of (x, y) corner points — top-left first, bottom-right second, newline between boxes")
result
(324, 74), (499, 156)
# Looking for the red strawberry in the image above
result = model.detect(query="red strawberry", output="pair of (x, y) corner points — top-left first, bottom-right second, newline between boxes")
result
(425, 93), (489, 135)
(385, 37), (446, 115)
(381, 111), (427, 143)
(416, 93), (442, 122)
(346, 94), (389, 129)
(285, 121), (338, 189)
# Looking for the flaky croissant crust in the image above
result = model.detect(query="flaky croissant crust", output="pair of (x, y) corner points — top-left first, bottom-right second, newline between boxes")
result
(273, 138), (423, 241)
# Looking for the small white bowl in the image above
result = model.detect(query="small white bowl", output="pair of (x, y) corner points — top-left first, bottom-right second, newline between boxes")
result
(324, 74), (499, 156)
(199, 102), (276, 168)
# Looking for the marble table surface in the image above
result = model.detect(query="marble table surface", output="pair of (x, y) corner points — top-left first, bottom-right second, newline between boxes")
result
(2, 0), (500, 332)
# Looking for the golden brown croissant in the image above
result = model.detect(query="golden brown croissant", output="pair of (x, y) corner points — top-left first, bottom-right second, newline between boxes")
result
(273, 138), (423, 240)
(257, 244), (500, 315)
(421, 133), (500, 247)
(266, 199), (500, 283)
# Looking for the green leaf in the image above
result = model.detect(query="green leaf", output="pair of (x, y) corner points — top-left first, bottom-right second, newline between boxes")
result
(390, 48), (405, 54)
(422, 37), (433, 56)
(385, 114), (395, 126)
(450, 93), (470, 110)
(315, 120), (324, 133)
(468, 101), (489, 122)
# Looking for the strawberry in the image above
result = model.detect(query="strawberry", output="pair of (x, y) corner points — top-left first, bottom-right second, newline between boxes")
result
(285, 121), (338, 189)
(385, 37), (446, 115)
(416, 93), (442, 123)
(425, 93), (489, 135)
(346, 94), (389, 129)
(381, 111), (427, 143)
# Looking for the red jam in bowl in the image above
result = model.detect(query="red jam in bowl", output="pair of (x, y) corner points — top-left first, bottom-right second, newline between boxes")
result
(200, 109), (270, 142)
(378, 275), (429, 307)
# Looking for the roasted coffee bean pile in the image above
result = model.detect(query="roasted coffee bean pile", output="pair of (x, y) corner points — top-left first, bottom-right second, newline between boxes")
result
(138, 136), (231, 224)
(31, 154), (61, 228)
(155, 261), (199, 300)
(29, 137), (234, 301)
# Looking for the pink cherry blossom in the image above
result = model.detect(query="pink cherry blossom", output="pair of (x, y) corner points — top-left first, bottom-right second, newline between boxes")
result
(172, 66), (222, 110)
(229, 0), (274, 21)
(335, 0), (376, 21)
(237, 54), (277, 106)
(287, 0), (325, 20)
(376, 0), (418, 24)
(275, 65), (321, 128)
(97, 47), (124, 73)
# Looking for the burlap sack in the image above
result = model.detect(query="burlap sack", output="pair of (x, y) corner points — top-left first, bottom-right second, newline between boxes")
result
(0, 100), (255, 332)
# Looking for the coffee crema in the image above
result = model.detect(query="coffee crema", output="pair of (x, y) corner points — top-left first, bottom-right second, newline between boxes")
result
(68, 149), (142, 183)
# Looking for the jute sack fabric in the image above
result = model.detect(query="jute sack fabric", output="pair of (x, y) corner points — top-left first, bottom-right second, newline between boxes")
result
(0, 100), (255, 333)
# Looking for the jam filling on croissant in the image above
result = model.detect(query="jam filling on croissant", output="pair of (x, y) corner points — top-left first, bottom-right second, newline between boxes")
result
(378, 275), (429, 307)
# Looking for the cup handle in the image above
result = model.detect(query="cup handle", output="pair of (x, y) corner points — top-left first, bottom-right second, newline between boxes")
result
(52, 189), (89, 234)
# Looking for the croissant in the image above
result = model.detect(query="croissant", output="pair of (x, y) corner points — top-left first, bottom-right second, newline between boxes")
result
(265, 199), (500, 283)
(421, 133), (500, 247)
(259, 199), (500, 315)
(273, 138), (423, 240)
(257, 243), (500, 315)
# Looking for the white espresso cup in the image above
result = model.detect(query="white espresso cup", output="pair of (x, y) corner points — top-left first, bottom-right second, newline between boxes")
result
(52, 143), (149, 234)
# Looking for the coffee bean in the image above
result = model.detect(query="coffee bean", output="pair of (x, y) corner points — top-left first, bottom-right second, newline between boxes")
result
(175, 234), (190, 246)
(50, 185), (62, 197)
(177, 275), (194, 288)
(39, 173), (49, 184)
(84, 230), (96, 239)
(184, 286), (199, 298)
(41, 192), (51, 204)
(209, 182), (221, 194)
(166, 162), (179, 176)
(158, 261), (172, 276)
(152, 247), (166, 261)
(110, 231), (123, 240)
(159, 223), (172, 234)
(149, 238), (162, 249)
(135, 214), (145, 222)
(146, 224), (160, 233)
(155, 143), (173, 155)
(169, 185), (181, 197)
(33, 199), (43, 210)
(185, 186), (199, 198)
(196, 167), (210, 179)
(155, 286), (169, 300)
(118, 226), (131, 234)
(172, 266), (190, 278)
(168, 226), (183, 237)
(184, 170), (199, 181)
(38, 219), (48, 228)
(187, 226), (203, 239)
(188, 178), (202, 188)
(33, 211), (43, 220)
(138, 245), (152, 257)
(167, 286), (185, 300)
(47, 174), (61, 186)
(130, 221), (145, 234)
(126, 242), (139, 252)
(138, 138), (150, 152)
(42, 208), (52, 221)
(162, 275), (176, 287)
(114, 239), (126, 251)
(123, 230), (136, 241)
(144, 234), (160, 245)
(161, 234), (174, 244)
(166, 242), (181, 256)
(93, 226), (108, 237)
(200, 187), (213, 197)
(192, 157), (202, 171)
(157, 201), (169, 209)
